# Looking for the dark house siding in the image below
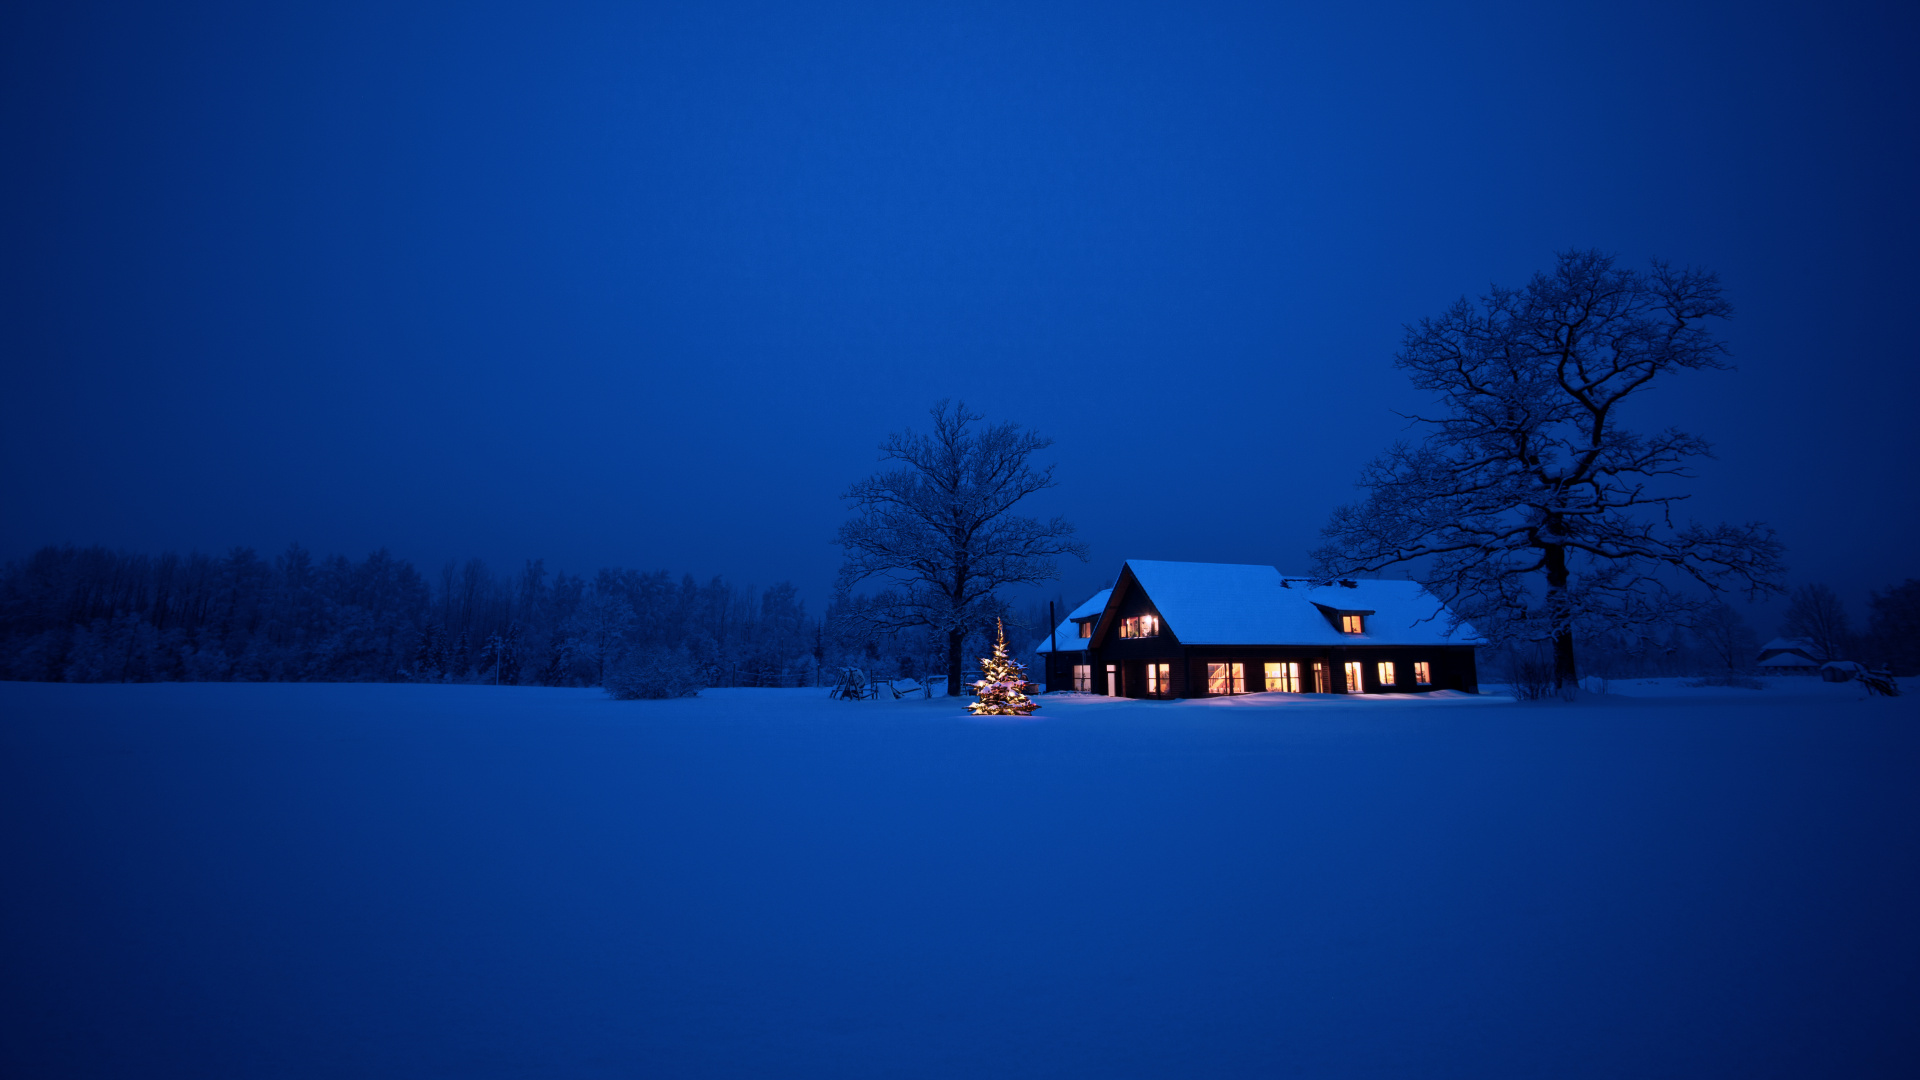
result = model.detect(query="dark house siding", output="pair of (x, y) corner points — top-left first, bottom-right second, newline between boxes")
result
(1179, 646), (1478, 696)
(1040, 649), (1092, 693)
(1081, 643), (1478, 699)
(1039, 608), (1108, 692)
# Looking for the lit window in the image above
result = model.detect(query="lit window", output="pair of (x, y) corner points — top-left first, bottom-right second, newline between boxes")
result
(1073, 664), (1091, 692)
(1207, 662), (1245, 694)
(1264, 661), (1300, 693)
(1377, 661), (1396, 687)
(1343, 661), (1364, 693)
(1340, 614), (1365, 634)
(1414, 661), (1432, 685)
(1145, 662), (1171, 696)
(1119, 614), (1159, 639)
(1312, 661), (1330, 693)
(1078, 620), (1092, 639)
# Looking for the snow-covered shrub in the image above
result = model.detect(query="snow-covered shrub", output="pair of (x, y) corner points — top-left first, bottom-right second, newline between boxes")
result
(1501, 648), (1558, 701)
(1685, 673), (1765, 690)
(604, 647), (703, 700)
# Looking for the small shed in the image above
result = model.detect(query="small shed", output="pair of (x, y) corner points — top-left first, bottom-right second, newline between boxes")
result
(1756, 637), (1826, 675)
(1819, 660), (1863, 684)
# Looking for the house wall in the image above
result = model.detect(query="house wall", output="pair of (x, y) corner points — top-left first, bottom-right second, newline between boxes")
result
(1040, 649), (1091, 692)
(1185, 646), (1476, 694)
(1081, 643), (1478, 697)
(1102, 652), (1192, 697)
(1037, 610), (1107, 692)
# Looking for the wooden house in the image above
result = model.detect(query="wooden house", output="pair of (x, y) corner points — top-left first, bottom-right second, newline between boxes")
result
(1035, 560), (1482, 697)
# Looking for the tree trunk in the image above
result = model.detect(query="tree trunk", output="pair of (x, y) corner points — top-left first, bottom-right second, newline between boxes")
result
(1553, 626), (1578, 691)
(947, 627), (965, 699)
(1543, 539), (1579, 691)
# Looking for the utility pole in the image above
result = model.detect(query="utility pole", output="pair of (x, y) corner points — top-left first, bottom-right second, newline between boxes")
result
(1048, 600), (1057, 691)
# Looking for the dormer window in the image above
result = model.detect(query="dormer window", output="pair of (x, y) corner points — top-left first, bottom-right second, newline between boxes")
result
(1119, 614), (1159, 639)
(1313, 602), (1375, 634)
(1077, 621), (1093, 639)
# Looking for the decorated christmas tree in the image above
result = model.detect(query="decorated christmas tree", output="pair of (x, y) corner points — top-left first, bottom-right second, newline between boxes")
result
(969, 618), (1039, 716)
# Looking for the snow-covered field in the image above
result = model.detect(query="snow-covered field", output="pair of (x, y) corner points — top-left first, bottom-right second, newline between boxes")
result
(3, 678), (1917, 1078)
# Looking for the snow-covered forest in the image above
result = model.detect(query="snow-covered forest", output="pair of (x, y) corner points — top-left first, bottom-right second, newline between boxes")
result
(1484, 581), (1920, 689)
(0, 543), (853, 687)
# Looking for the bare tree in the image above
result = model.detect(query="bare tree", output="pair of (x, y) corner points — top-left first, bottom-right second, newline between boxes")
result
(834, 401), (1088, 696)
(1314, 250), (1785, 690)
(1780, 583), (1851, 662)
(1692, 602), (1758, 679)
(563, 589), (634, 686)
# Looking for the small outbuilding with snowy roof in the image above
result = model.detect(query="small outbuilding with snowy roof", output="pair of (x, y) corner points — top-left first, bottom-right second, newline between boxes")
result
(1037, 560), (1483, 697)
(1755, 637), (1826, 675)
(1031, 588), (1110, 670)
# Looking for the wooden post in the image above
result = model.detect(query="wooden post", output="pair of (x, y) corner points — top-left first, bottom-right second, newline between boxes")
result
(1048, 600), (1057, 691)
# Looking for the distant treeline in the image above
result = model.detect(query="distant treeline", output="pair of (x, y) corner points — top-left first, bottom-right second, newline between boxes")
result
(1499, 578), (1920, 683)
(0, 544), (826, 687)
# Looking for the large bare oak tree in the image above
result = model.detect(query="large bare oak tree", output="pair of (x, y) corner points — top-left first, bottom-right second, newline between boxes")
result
(834, 401), (1087, 696)
(1781, 583), (1852, 662)
(1314, 250), (1784, 689)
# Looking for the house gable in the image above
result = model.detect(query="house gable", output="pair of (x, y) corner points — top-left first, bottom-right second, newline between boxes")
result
(1088, 566), (1181, 650)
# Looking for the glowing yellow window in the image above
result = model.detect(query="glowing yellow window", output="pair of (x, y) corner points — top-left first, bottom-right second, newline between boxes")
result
(1343, 661), (1364, 693)
(1206, 662), (1245, 694)
(1145, 663), (1171, 696)
(1264, 661), (1300, 692)
(1119, 615), (1159, 639)
(1340, 614), (1365, 634)
(1414, 661), (1432, 685)
(1073, 664), (1091, 692)
(1377, 661), (1396, 687)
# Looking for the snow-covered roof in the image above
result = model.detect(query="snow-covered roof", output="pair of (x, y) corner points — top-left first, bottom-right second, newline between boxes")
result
(1068, 589), (1111, 621)
(1112, 560), (1484, 647)
(1757, 637), (1826, 662)
(1758, 653), (1819, 668)
(1036, 589), (1111, 654)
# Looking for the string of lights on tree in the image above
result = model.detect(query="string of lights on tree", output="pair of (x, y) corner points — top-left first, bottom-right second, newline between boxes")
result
(968, 618), (1038, 716)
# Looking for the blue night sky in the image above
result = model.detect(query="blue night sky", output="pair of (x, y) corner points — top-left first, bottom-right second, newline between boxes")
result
(5, 0), (1917, 619)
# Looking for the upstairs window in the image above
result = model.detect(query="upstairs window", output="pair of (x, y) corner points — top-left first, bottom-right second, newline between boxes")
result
(1414, 661), (1432, 685)
(1077, 620), (1093, 639)
(1340, 614), (1365, 634)
(1119, 614), (1160, 639)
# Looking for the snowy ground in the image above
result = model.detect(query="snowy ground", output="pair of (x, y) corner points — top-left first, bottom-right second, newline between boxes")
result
(3, 678), (1917, 1078)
